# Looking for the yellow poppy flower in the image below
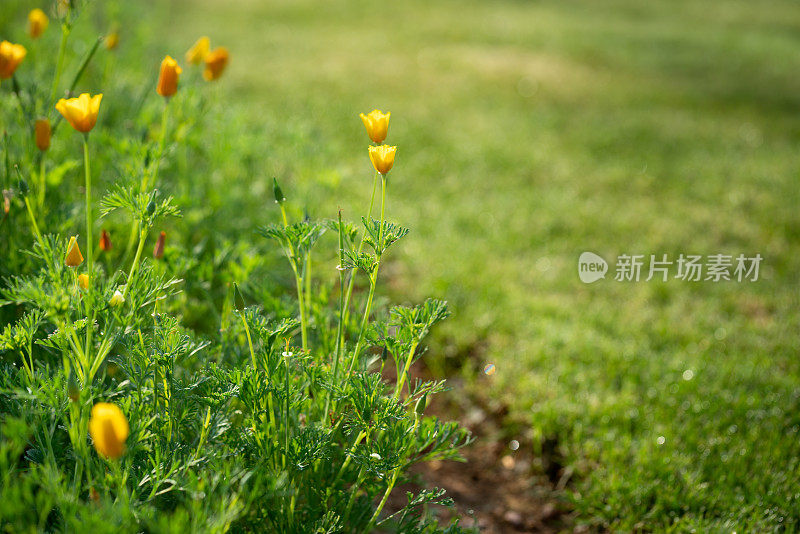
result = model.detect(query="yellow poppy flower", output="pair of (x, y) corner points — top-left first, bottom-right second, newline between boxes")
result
(156, 55), (182, 97)
(359, 110), (390, 144)
(89, 402), (129, 459)
(0, 41), (27, 79)
(368, 145), (397, 175)
(186, 36), (210, 65)
(34, 118), (50, 151)
(203, 47), (229, 81)
(55, 93), (102, 133)
(28, 9), (49, 39)
(65, 236), (84, 267)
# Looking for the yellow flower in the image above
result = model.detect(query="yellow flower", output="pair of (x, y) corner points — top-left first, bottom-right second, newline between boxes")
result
(359, 110), (390, 144)
(65, 236), (84, 267)
(105, 32), (119, 51)
(77, 273), (89, 290)
(0, 41), (27, 79)
(203, 47), (229, 81)
(34, 118), (50, 151)
(368, 145), (397, 175)
(109, 290), (125, 307)
(186, 36), (210, 65)
(28, 9), (49, 39)
(156, 55), (182, 98)
(89, 402), (129, 460)
(55, 93), (102, 133)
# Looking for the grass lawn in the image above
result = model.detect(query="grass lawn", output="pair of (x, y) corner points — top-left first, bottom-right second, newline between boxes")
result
(157, 0), (800, 529)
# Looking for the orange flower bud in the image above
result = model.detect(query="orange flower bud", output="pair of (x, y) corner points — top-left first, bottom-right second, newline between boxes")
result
(186, 36), (210, 65)
(359, 110), (390, 144)
(0, 41), (27, 79)
(203, 47), (229, 81)
(153, 231), (166, 259)
(34, 118), (50, 151)
(55, 93), (102, 133)
(65, 236), (84, 267)
(368, 145), (397, 175)
(28, 9), (49, 39)
(156, 55), (182, 98)
(105, 32), (119, 51)
(77, 273), (89, 290)
(3, 190), (10, 214)
(99, 229), (111, 251)
(89, 402), (129, 459)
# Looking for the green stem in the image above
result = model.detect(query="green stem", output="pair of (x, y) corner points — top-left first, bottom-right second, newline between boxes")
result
(123, 227), (148, 300)
(393, 342), (419, 400)
(366, 468), (399, 532)
(341, 172), (379, 329)
(346, 174), (388, 374)
(323, 211), (347, 417)
(241, 312), (257, 370)
(23, 196), (43, 246)
(294, 268), (308, 350)
(83, 136), (94, 365)
(37, 155), (46, 214)
(50, 19), (71, 108)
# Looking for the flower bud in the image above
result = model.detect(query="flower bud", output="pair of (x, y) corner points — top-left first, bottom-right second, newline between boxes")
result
(65, 236), (84, 267)
(153, 231), (166, 260)
(34, 118), (51, 151)
(77, 273), (89, 290)
(156, 55), (182, 98)
(146, 199), (156, 216)
(99, 229), (112, 251)
(414, 394), (427, 415)
(203, 47), (229, 81)
(273, 177), (285, 204)
(18, 178), (28, 196)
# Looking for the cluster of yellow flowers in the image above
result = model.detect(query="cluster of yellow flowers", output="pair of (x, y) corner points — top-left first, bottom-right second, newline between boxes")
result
(186, 36), (229, 81)
(3, 11), (232, 460)
(360, 110), (396, 175)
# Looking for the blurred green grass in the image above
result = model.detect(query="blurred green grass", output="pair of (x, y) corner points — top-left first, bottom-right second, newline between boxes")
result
(157, 0), (800, 529)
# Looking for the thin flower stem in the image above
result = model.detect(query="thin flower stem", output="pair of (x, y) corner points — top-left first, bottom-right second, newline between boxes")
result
(123, 227), (148, 300)
(277, 203), (309, 350)
(366, 415), (421, 532)
(393, 341), (420, 400)
(50, 19), (71, 108)
(241, 312), (257, 370)
(83, 136), (94, 364)
(23, 196), (44, 247)
(294, 269), (308, 350)
(323, 211), (347, 418)
(341, 172), (379, 330)
(346, 173), (388, 374)
(37, 155), (46, 214)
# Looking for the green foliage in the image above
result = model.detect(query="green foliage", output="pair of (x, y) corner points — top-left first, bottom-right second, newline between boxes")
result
(0, 1), (471, 532)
